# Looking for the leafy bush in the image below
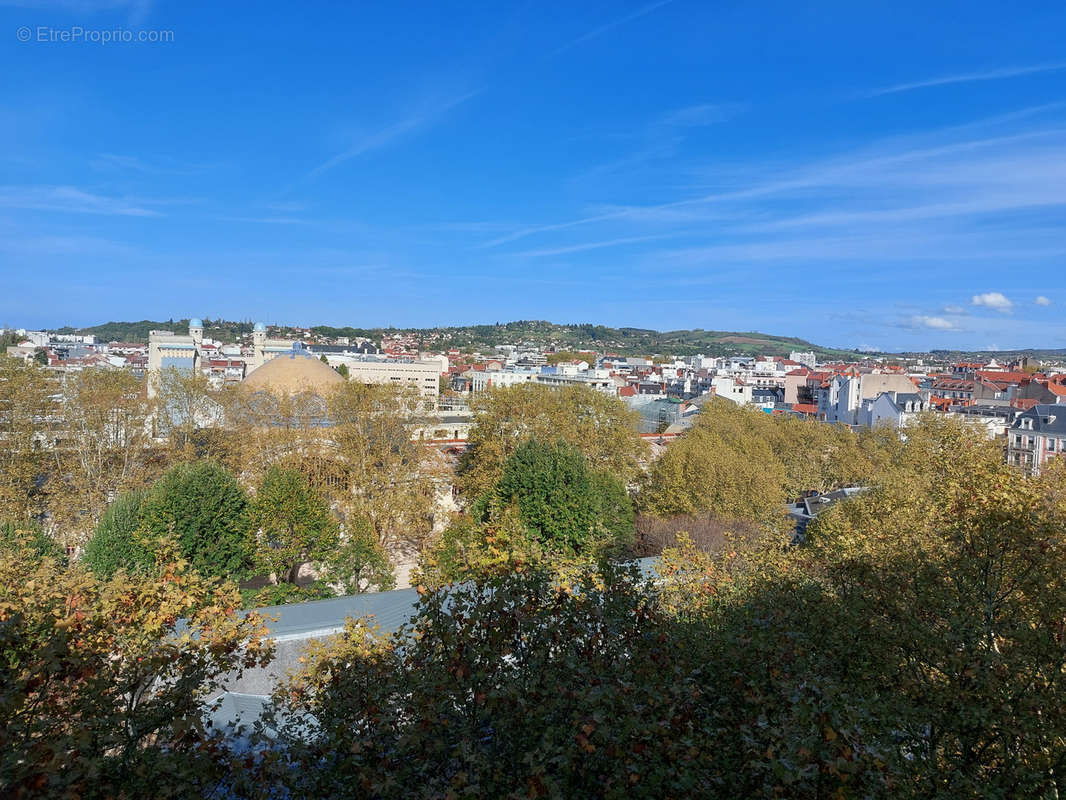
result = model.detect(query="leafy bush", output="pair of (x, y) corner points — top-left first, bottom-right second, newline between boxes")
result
(325, 515), (395, 595)
(241, 579), (337, 608)
(494, 439), (634, 554)
(81, 490), (153, 578)
(138, 460), (255, 581)
(0, 519), (66, 565)
(250, 465), (340, 585)
(0, 552), (272, 797)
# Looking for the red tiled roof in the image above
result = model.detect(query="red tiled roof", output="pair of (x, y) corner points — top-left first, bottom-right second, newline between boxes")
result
(791, 403), (818, 415)
(975, 370), (1029, 384)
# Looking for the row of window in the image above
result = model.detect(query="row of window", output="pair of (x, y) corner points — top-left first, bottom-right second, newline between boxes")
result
(1011, 433), (1066, 451)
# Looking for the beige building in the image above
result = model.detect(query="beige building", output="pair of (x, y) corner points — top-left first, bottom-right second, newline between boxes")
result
(148, 319), (297, 397)
(249, 322), (299, 370)
(242, 346), (345, 395)
(332, 357), (441, 405)
(149, 319), (439, 406)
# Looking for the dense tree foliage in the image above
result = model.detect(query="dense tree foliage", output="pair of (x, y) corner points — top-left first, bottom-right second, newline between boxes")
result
(0, 547), (272, 798)
(0, 359), (56, 521)
(639, 398), (896, 526)
(250, 465), (339, 585)
(9, 344), (1066, 798)
(138, 460), (255, 581)
(493, 439), (634, 554)
(81, 489), (154, 578)
(324, 515), (396, 595)
(247, 418), (1066, 799)
(0, 519), (66, 565)
(458, 383), (648, 499)
(327, 381), (438, 551)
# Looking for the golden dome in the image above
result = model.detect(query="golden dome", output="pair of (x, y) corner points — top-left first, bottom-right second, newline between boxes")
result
(242, 353), (344, 395)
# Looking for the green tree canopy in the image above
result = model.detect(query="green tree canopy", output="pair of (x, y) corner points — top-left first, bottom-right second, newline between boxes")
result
(251, 465), (340, 585)
(458, 383), (648, 500)
(138, 460), (254, 580)
(493, 439), (634, 555)
(81, 490), (154, 579)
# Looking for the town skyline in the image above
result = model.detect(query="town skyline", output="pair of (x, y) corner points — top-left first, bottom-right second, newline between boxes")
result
(5, 315), (1066, 358)
(2, 1), (1065, 350)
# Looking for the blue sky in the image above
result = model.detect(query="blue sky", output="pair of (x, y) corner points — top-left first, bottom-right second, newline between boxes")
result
(2, 0), (1065, 351)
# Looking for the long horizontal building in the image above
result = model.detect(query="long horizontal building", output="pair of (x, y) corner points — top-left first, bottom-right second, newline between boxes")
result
(326, 356), (441, 403)
(470, 368), (618, 395)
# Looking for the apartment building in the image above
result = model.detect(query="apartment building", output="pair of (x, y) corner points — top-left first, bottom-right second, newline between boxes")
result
(1007, 405), (1066, 475)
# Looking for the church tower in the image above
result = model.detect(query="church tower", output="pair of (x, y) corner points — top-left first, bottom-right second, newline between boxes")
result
(252, 322), (267, 368)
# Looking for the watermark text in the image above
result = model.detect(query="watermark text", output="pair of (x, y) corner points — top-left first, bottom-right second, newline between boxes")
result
(17, 26), (174, 44)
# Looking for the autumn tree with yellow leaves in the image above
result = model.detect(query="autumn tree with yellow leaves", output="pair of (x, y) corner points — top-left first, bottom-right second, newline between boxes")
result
(0, 540), (273, 797)
(457, 383), (648, 500)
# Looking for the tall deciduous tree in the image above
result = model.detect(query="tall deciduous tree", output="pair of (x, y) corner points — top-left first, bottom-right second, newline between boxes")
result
(494, 439), (634, 555)
(458, 383), (648, 500)
(138, 460), (255, 581)
(328, 382), (436, 552)
(251, 465), (339, 585)
(639, 410), (787, 526)
(51, 368), (155, 544)
(0, 358), (56, 521)
(638, 398), (899, 527)
(154, 367), (230, 463)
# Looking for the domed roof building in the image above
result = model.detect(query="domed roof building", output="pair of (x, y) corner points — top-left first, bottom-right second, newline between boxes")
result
(240, 343), (344, 428)
(242, 342), (344, 395)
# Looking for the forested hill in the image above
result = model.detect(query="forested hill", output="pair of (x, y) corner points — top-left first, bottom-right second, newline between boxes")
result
(55, 319), (253, 344)
(57, 318), (858, 358)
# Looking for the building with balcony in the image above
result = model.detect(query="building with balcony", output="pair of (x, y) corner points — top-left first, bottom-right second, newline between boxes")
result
(1007, 405), (1066, 475)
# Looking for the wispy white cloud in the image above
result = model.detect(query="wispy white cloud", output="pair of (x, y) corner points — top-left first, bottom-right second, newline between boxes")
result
(0, 234), (138, 257)
(943, 304), (966, 314)
(0, 185), (161, 216)
(217, 215), (311, 226)
(481, 107), (1066, 283)
(551, 0), (676, 56)
(910, 315), (960, 331)
(972, 291), (1014, 312)
(660, 103), (746, 128)
(865, 62), (1066, 98)
(304, 91), (479, 183)
(265, 201), (305, 213)
(90, 153), (208, 175)
(1036, 295), (1052, 306)
(515, 232), (681, 258)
